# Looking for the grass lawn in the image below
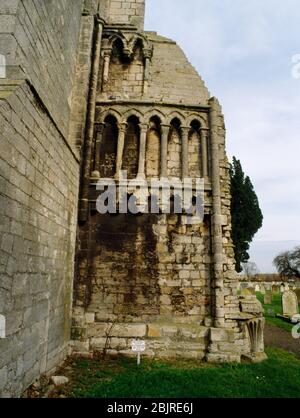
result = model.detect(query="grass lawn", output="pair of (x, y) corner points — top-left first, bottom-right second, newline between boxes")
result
(256, 292), (300, 332)
(51, 348), (300, 398)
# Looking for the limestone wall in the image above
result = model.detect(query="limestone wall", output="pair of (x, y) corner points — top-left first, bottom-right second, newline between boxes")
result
(0, 81), (79, 397)
(0, 0), (84, 397)
(0, 0), (83, 139)
(107, 0), (145, 30)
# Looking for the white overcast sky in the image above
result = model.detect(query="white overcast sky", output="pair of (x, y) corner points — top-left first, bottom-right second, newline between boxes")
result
(145, 0), (300, 272)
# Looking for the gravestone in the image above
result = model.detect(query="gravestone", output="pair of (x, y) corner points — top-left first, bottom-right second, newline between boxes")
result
(255, 284), (260, 292)
(282, 290), (299, 318)
(260, 285), (266, 295)
(295, 289), (300, 304)
(264, 292), (272, 305)
(272, 285), (280, 294)
(280, 285), (285, 293)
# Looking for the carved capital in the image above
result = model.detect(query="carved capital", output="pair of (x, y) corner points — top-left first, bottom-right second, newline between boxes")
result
(139, 123), (149, 133)
(118, 122), (127, 133)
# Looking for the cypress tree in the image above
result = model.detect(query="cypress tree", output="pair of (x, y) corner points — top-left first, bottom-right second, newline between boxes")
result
(230, 157), (263, 272)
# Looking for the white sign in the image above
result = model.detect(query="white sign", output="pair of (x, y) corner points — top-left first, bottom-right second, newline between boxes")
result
(0, 315), (6, 339)
(0, 54), (6, 79)
(132, 340), (145, 353)
(131, 340), (145, 366)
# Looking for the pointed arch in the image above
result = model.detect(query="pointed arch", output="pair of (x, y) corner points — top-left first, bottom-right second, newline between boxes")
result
(98, 115), (118, 178)
(145, 109), (166, 125)
(123, 115), (140, 179)
(146, 116), (161, 178)
(167, 117), (182, 178)
(166, 111), (186, 126)
(122, 108), (144, 124)
(99, 108), (122, 124)
(186, 113), (208, 129)
(108, 33), (127, 51)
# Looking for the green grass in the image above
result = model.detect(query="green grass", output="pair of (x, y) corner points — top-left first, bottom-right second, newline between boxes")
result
(54, 348), (300, 398)
(256, 292), (299, 332)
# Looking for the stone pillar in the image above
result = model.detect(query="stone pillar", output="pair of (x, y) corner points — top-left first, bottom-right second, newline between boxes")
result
(79, 18), (103, 222)
(138, 123), (148, 177)
(160, 124), (169, 178)
(143, 50), (152, 95)
(201, 129), (209, 178)
(102, 46), (111, 92)
(94, 122), (105, 173)
(115, 123), (127, 179)
(209, 97), (225, 327)
(181, 126), (189, 179)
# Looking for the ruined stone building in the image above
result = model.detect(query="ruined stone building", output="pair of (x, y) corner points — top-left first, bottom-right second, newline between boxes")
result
(0, 0), (265, 397)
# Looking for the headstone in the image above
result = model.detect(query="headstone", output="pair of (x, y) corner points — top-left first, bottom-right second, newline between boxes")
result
(255, 284), (260, 292)
(280, 285), (285, 293)
(264, 292), (272, 305)
(260, 285), (266, 295)
(296, 281), (300, 289)
(282, 290), (299, 318)
(272, 285), (280, 294)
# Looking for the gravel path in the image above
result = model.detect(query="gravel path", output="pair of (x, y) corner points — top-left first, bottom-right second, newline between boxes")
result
(264, 323), (300, 359)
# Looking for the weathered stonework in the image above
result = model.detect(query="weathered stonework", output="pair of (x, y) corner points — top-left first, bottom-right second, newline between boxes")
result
(0, 0), (266, 398)
(0, 0), (83, 397)
(73, 0), (266, 364)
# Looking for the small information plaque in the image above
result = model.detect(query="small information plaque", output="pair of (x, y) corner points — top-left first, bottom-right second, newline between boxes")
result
(0, 315), (6, 339)
(131, 340), (145, 365)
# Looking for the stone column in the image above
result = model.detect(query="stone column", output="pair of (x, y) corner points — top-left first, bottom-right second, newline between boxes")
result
(94, 122), (105, 173)
(102, 47), (111, 92)
(115, 123), (127, 179)
(143, 50), (152, 95)
(209, 97), (225, 327)
(181, 126), (190, 179)
(138, 123), (148, 177)
(160, 124), (169, 178)
(201, 129), (209, 178)
(79, 18), (103, 222)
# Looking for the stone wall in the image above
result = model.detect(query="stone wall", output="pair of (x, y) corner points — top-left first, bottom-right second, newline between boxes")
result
(73, 210), (213, 359)
(107, 0), (145, 30)
(0, 0), (84, 397)
(0, 81), (79, 397)
(0, 0), (83, 139)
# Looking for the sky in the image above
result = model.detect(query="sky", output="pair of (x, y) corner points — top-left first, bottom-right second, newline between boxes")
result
(145, 0), (300, 273)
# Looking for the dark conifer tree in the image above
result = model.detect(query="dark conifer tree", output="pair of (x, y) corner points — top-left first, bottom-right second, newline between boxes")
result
(230, 157), (263, 272)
